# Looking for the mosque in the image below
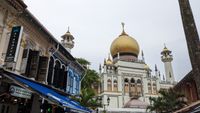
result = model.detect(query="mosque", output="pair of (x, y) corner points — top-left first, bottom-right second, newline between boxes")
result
(98, 23), (176, 113)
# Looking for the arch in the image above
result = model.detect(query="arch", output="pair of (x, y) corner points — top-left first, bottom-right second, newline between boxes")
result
(124, 78), (129, 93)
(153, 83), (157, 94)
(53, 60), (61, 88)
(124, 78), (129, 83)
(130, 78), (136, 95)
(130, 78), (135, 83)
(107, 79), (112, 91)
(58, 65), (66, 89)
(137, 79), (141, 84)
(61, 64), (67, 71)
(136, 79), (142, 95)
(55, 59), (62, 68)
(113, 79), (118, 91)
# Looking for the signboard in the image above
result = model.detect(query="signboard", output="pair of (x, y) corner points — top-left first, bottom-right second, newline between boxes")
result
(9, 85), (32, 99)
(5, 26), (23, 62)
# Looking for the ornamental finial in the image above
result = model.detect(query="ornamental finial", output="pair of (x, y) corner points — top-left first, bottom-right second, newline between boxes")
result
(120, 22), (128, 35)
(67, 26), (70, 33)
(164, 43), (166, 48)
(122, 22), (125, 31)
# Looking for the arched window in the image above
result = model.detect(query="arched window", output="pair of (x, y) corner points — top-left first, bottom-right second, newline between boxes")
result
(137, 79), (141, 84)
(113, 80), (118, 91)
(148, 83), (151, 94)
(137, 79), (142, 94)
(59, 65), (65, 89)
(131, 78), (135, 83)
(67, 70), (73, 93)
(130, 78), (136, 95)
(76, 75), (80, 94)
(53, 60), (61, 88)
(107, 79), (112, 91)
(63, 66), (68, 91)
(153, 83), (157, 94)
(124, 78), (129, 93)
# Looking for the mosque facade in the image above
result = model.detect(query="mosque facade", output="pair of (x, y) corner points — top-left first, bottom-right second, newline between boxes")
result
(98, 24), (176, 113)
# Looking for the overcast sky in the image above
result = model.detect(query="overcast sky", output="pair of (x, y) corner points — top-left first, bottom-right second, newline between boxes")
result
(24, 0), (200, 81)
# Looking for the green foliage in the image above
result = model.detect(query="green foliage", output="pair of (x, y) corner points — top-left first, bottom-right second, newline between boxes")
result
(75, 58), (101, 109)
(76, 58), (91, 69)
(81, 69), (100, 89)
(146, 88), (187, 113)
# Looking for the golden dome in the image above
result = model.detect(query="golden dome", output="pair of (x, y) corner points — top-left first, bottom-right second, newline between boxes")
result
(110, 23), (139, 57)
(144, 64), (150, 70)
(106, 59), (113, 65)
(162, 46), (169, 52)
(105, 54), (113, 65)
(161, 44), (171, 54)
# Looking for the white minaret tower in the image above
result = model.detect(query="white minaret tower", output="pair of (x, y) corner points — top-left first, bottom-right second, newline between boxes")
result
(61, 27), (74, 53)
(161, 45), (175, 83)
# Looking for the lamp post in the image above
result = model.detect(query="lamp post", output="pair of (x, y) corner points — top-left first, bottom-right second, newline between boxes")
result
(97, 97), (110, 113)
(103, 97), (110, 113)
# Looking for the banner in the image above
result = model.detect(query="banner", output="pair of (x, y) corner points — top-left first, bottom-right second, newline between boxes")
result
(5, 26), (23, 62)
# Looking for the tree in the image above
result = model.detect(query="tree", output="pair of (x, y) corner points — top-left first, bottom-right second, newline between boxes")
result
(76, 58), (90, 69)
(81, 69), (99, 89)
(74, 58), (101, 109)
(146, 88), (187, 113)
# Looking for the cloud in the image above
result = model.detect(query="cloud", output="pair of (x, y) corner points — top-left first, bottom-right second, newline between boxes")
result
(24, 0), (199, 81)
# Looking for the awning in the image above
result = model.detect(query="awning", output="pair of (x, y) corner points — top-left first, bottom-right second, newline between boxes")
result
(0, 68), (91, 113)
(174, 100), (200, 113)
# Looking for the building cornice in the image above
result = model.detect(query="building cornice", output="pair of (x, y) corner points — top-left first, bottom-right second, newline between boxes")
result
(6, 0), (27, 11)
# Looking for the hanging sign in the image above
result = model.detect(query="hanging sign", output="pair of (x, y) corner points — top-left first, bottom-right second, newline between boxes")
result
(9, 85), (32, 99)
(5, 26), (23, 62)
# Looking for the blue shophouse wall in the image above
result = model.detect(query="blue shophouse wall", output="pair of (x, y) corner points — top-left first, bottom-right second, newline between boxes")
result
(67, 68), (80, 95)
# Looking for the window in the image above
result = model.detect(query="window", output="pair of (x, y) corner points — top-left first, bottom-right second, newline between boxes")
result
(76, 76), (80, 94)
(153, 83), (157, 94)
(69, 71), (74, 93)
(66, 70), (73, 93)
(137, 79), (142, 94)
(107, 79), (112, 91)
(53, 60), (61, 88)
(47, 57), (54, 85)
(63, 69), (68, 91)
(73, 75), (76, 94)
(130, 78), (136, 95)
(148, 83), (151, 94)
(124, 78), (129, 93)
(58, 65), (66, 89)
(113, 80), (118, 91)
(37, 56), (48, 81)
(25, 50), (40, 78)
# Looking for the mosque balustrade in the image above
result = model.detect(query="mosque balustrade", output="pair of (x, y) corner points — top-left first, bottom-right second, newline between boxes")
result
(129, 92), (142, 98)
(134, 59), (145, 63)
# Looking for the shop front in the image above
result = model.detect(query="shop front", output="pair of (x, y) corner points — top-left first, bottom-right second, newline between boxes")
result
(0, 67), (91, 113)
